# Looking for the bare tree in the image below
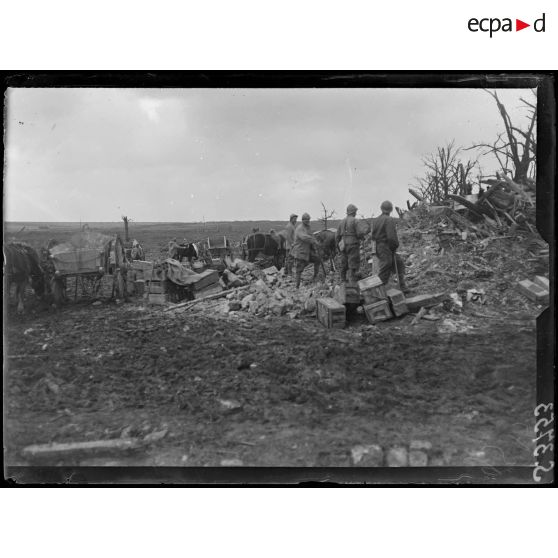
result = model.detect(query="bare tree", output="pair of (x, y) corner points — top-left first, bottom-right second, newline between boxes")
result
(319, 202), (336, 230)
(467, 89), (536, 186)
(122, 215), (130, 242)
(414, 140), (477, 204)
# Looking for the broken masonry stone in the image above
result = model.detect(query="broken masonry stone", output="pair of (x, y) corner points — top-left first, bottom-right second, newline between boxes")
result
(228, 301), (242, 312)
(241, 293), (255, 309)
(448, 293), (463, 312)
(351, 444), (384, 466)
(255, 279), (268, 292)
(303, 295), (316, 313)
(263, 265), (279, 275)
(223, 269), (244, 288)
(409, 450), (428, 467)
(270, 301), (288, 316)
(256, 292), (268, 306)
(218, 399), (243, 413)
(386, 446), (408, 467)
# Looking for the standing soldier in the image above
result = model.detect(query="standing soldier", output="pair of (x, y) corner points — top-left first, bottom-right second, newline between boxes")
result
(336, 203), (369, 283)
(284, 213), (298, 275)
(372, 200), (409, 293)
(292, 213), (321, 288)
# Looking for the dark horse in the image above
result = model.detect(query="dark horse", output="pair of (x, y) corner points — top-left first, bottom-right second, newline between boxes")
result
(169, 242), (199, 264)
(242, 232), (285, 269)
(314, 229), (338, 272)
(4, 242), (46, 313)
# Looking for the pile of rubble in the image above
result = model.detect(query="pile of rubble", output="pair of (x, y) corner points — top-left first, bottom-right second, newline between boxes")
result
(220, 263), (332, 319)
(406, 172), (536, 238)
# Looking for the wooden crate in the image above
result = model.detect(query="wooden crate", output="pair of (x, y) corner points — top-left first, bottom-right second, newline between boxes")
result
(386, 288), (405, 306)
(134, 280), (145, 296)
(334, 283), (360, 305)
(316, 297), (346, 329)
(517, 279), (549, 304)
(364, 300), (393, 323)
(358, 275), (383, 291)
(358, 275), (387, 304)
(184, 269), (219, 291)
(361, 285), (387, 304)
(148, 280), (166, 294)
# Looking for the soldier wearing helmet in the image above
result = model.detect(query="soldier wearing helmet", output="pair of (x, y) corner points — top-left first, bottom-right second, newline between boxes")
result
(291, 212), (321, 288)
(336, 203), (370, 283)
(284, 213), (298, 276)
(372, 200), (408, 292)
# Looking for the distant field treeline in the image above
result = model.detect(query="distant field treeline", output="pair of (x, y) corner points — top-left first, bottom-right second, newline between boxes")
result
(6, 220), (343, 234)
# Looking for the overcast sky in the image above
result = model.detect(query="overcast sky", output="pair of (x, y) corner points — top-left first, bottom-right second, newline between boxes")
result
(4, 87), (533, 223)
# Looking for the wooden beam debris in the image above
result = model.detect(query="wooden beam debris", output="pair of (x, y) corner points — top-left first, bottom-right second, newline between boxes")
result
(22, 439), (143, 462)
(164, 285), (251, 312)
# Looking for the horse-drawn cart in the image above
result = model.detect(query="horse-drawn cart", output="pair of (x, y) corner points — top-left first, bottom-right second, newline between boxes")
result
(48, 231), (128, 305)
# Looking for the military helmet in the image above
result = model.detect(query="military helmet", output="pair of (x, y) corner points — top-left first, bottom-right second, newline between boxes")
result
(346, 204), (358, 214)
(289, 213), (298, 219)
(381, 200), (393, 212)
(301, 212), (311, 221)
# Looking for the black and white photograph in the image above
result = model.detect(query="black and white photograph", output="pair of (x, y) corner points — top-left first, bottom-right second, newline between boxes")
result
(3, 74), (554, 483)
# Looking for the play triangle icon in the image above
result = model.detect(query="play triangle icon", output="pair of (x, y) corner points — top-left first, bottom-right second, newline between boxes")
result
(516, 19), (530, 31)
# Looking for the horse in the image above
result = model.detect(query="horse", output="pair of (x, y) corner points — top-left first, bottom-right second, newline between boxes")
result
(314, 229), (338, 272)
(169, 241), (199, 264)
(4, 242), (46, 313)
(242, 232), (285, 269)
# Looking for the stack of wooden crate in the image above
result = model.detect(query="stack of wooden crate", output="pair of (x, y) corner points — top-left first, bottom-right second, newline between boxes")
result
(358, 275), (392, 323)
(130, 260), (154, 297)
(148, 279), (167, 304)
(358, 275), (409, 323)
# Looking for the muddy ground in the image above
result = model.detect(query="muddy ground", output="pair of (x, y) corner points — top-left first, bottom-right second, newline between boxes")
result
(3, 220), (547, 471)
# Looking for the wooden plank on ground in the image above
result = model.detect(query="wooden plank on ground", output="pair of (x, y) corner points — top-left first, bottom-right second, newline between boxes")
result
(22, 439), (142, 461)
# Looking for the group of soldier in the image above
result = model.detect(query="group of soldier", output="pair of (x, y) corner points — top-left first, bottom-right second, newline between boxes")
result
(283, 201), (408, 293)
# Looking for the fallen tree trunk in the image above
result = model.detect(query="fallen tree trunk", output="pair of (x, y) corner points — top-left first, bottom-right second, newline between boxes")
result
(408, 188), (424, 202)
